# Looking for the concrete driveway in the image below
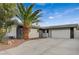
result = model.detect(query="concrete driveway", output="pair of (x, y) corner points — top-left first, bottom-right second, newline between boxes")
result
(0, 38), (79, 55)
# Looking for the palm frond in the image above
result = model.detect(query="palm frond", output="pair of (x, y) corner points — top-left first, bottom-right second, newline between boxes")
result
(32, 20), (40, 23)
(16, 14), (23, 21)
(25, 4), (35, 18)
(29, 9), (41, 20)
(31, 14), (41, 23)
(17, 3), (42, 27)
(17, 3), (25, 18)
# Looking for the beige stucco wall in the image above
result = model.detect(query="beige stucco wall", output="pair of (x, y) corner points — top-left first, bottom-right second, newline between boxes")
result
(74, 28), (79, 39)
(4, 25), (17, 38)
(29, 28), (39, 38)
(51, 28), (70, 39)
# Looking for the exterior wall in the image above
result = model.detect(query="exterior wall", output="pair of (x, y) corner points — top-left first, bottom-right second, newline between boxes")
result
(4, 25), (17, 39)
(51, 28), (70, 39)
(29, 28), (39, 38)
(49, 29), (52, 38)
(74, 28), (79, 39)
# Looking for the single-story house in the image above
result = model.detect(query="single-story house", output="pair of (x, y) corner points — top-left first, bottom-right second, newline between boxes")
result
(4, 17), (79, 39)
(4, 23), (79, 39)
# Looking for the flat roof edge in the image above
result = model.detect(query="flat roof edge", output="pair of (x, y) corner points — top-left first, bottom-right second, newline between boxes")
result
(39, 24), (78, 29)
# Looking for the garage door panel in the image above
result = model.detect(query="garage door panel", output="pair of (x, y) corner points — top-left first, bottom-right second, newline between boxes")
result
(52, 29), (70, 39)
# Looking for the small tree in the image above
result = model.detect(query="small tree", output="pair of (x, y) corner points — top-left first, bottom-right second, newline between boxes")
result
(0, 4), (16, 41)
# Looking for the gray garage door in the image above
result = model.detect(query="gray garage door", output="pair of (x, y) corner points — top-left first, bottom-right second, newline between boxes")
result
(51, 28), (70, 39)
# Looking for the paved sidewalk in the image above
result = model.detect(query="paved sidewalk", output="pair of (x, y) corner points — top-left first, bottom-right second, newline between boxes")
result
(0, 38), (79, 55)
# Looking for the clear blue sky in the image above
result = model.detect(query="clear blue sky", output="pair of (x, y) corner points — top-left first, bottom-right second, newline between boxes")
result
(24, 3), (79, 27)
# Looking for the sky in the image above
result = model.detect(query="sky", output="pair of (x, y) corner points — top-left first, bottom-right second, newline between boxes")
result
(24, 3), (79, 27)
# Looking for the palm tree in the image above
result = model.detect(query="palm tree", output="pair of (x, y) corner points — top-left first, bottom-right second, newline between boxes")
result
(17, 3), (41, 40)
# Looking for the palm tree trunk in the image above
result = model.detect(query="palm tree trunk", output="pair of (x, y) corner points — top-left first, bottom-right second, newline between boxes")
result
(23, 26), (29, 40)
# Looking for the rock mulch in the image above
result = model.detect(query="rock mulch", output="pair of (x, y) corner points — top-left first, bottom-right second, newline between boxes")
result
(0, 39), (26, 51)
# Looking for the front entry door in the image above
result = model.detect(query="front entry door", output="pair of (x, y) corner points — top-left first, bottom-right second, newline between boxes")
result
(17, 26), (23, 39)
